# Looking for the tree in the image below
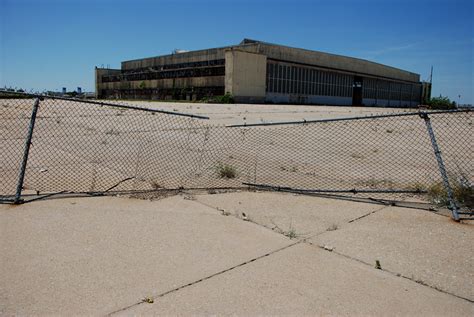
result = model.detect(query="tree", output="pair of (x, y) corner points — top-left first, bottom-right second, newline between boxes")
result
(428, 95), (457, 110)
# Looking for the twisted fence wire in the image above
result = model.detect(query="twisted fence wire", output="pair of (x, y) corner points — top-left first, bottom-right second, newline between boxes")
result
(0, 92), (472, 215)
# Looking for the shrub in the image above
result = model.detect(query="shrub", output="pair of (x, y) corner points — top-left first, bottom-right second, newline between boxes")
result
(428, 95), (456, 110)
(216, 92), (234, 104)
(216, 163), (237, 179)
(427, 176), (473, 209)
(200, 93), (234, 104)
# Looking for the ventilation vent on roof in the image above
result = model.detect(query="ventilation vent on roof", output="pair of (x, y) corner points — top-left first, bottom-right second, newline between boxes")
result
(172, 49), (188, 54)
(240, 38), (260, 45)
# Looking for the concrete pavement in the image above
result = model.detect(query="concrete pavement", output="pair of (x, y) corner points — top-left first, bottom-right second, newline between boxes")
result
(1, 192), (473, 315)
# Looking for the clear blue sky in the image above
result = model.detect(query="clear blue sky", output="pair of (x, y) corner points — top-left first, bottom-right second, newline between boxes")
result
(1, 0), (473, 104)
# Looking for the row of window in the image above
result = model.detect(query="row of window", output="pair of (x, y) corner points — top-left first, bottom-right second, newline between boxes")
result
(267, 62), (421, 102)
(102, 66), (225, 83)
(122, 59), (225, 74)
(266, 63), (353, 97)
(363, 78), (421, 101)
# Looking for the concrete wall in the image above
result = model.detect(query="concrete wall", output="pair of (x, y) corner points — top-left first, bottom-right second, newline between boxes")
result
(103, 76), (224, 90)
(122, 48), (226, 70)
(97, 75), (224, 100)
(95, 68), (121, 98)
(97, 39), (422, 104)
(225, 49), (267, 103)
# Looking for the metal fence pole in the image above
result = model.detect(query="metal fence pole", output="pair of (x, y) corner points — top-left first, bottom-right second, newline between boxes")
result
(420, 112), (460, 221)
(13, 97), (41, 204)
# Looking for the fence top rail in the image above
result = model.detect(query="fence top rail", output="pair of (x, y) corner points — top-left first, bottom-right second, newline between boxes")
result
(0, 89), (210, 120)
(225, 108), (471, 128)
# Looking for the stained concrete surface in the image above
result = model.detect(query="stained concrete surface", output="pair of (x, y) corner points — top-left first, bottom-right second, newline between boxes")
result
(193, 191), (384, 237)
(0, 195), (291, 315)
(120, 243), (473, 316)
(312, 206), (474, 301)
(1, 192), (473, 315)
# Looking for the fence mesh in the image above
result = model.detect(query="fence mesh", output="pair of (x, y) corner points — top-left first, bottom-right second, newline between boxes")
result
(0, 92), (472, 218)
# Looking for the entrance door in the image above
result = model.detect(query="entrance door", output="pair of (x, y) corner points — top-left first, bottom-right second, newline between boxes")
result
(352, 76), (363, 106)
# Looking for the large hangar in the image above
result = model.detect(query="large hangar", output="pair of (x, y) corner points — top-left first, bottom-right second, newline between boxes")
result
(96, 39), (429, 107)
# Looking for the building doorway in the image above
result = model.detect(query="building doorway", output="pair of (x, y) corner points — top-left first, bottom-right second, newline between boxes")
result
(352, 76), (363, 106)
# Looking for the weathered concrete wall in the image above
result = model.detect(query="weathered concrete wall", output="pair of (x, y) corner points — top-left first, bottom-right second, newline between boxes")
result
(122, 48), (227, 70)
(97, 74), (223, 92)
(120, 76), (224, 90)
(98, 39), (422, 104)
(95, 68), (121, 98)
(225, 49), (267, 103)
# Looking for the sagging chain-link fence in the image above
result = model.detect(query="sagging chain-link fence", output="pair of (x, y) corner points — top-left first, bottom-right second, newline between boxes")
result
(0, 91), (472, 220)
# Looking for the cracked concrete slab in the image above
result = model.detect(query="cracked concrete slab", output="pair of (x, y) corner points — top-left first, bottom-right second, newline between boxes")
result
(2, 192), (472, 315)
(118, 243), (473, 316)
(0, 195), (292, 315)
(194, 191), (383, 237)
(311, 206), (474, 301)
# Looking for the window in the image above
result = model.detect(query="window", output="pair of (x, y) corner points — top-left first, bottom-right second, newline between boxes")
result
(303, 68), (308, 95)
(290, 66), (296, 94)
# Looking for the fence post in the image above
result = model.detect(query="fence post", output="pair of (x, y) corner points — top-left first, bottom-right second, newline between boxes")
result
(13, 97), (41, 204)
(420, 111), (460, 221)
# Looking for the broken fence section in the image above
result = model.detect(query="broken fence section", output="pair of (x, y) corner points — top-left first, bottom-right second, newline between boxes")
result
(0, 90), (472, 220)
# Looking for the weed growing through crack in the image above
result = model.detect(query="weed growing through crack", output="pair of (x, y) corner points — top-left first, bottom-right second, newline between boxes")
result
(216, 162), (236, 179)
(271, 221), (299, 239)
(142, 297), (154, 304)
(284, 228), (298, 239)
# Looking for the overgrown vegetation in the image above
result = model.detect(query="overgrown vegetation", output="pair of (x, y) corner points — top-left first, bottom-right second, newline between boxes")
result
(201, 92), (234, 104)
(427, 95), (457, 110)
(427, 176), (473, 209)
(216, 162), (237, 179)
(408, 182), (426, 193)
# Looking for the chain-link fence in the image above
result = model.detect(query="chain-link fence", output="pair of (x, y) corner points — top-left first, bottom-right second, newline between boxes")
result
(1, 91), (472, 220)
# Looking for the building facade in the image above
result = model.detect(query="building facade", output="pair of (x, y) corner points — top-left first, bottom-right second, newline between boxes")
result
(96, 39), (428, 107)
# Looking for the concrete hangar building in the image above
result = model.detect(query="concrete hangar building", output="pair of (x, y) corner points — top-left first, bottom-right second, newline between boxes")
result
(95, 39), (429, 107)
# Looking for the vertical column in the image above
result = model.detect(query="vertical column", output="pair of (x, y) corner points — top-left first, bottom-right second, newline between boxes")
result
(420, 112), (460, 221)
(14, 97), (41, 204)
